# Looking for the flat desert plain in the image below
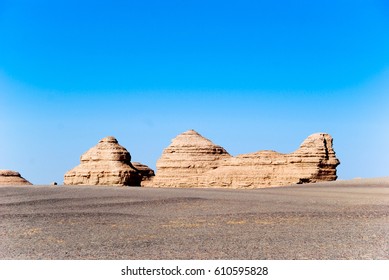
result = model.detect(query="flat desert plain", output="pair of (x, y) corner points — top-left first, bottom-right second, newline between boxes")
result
(0, 178), (388, 259)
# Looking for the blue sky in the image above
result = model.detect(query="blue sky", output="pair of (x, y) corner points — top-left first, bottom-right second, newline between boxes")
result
(1, 0), (389, 184)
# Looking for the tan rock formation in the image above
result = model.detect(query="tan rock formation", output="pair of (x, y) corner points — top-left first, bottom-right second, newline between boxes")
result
(64, 136), (144, 186)
(144, 130), (340, 188)
(0, 170), (32, 185)
(131, 162), (155, 181)
(203, 133), (340, 188)
(141, 129), (231, 187)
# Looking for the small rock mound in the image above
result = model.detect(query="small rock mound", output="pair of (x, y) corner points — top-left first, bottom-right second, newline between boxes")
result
(0, 170), (32, 185)
(131, 162), (155, 181)
(64, 136), (144, 186)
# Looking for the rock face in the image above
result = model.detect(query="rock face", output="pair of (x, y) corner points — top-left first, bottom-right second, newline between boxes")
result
(143, 130), (340, 188)
(64, 136), (149, 186)
(142, 130), (231, 187)
(0, 170), (32, 185)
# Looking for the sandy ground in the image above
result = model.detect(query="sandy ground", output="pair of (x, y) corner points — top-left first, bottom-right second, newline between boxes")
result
(0, 178), (388, 259)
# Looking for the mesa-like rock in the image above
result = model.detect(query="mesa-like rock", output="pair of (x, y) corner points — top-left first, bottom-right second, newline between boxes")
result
(143, 130), (340, 188)
(64, 136), (152, 186)
(0, 170), (32, 185)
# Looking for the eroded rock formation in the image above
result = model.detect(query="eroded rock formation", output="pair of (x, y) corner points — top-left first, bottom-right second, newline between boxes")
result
(142, 130), (231, 187)
(0, 170), (32, 185)
(143, 130), (340, 188)
(64, 136), (151, 186)
(131, 162), (155, 181)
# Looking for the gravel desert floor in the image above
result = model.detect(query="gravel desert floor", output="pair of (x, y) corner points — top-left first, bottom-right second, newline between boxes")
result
(1, 179), (388, 259)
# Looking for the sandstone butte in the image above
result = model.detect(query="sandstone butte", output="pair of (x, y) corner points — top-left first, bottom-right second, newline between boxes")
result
(64, 136), (154, 186)
(142, 129), (340, 188)
(0, 170), (32, 185)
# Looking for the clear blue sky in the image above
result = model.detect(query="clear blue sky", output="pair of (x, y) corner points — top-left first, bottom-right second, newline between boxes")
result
(1, 0), (388, 184)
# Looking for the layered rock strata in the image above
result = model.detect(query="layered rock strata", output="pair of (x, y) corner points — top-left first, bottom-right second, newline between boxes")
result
(142, 130), (231, 187)
(143, 130), (340, 188)
(203, 133), (339, 188)
(0, 170), (32, 185)
(64, 136), (150, 186)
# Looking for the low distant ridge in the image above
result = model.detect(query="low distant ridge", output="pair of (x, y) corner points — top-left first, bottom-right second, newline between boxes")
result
(0, 170), (32, 185)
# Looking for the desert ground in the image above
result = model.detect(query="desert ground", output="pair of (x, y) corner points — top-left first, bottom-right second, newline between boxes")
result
(0, 178), (388, 259)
